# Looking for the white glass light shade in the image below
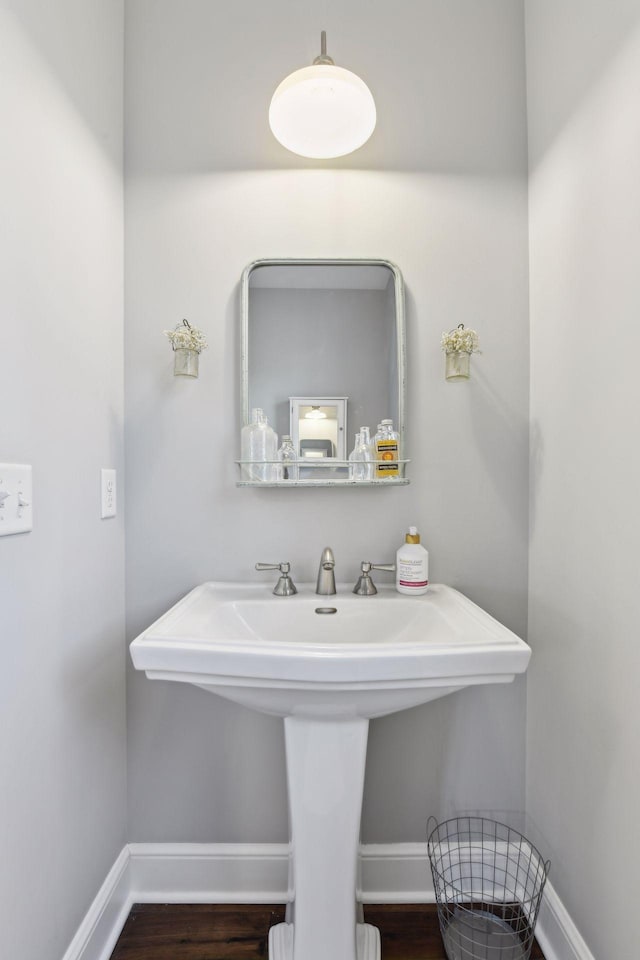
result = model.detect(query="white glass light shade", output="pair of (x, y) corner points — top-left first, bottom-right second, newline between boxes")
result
(269, 64), (376, 159)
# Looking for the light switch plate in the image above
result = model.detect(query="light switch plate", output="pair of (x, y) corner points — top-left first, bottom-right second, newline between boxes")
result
(0, 463), (33, 536)
(101, 468), (116, 519)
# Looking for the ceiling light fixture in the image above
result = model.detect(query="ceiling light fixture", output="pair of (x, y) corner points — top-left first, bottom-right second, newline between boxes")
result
(269, 31), (376, 160)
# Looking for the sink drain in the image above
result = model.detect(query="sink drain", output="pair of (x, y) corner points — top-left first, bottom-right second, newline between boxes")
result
(315, 607), (337, 615)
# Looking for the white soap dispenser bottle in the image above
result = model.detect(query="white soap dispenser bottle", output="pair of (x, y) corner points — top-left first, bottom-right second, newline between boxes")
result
(396, 526), (429, 595)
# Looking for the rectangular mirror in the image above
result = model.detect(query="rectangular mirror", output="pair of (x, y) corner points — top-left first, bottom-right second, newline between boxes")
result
(239, 258), (408, 487)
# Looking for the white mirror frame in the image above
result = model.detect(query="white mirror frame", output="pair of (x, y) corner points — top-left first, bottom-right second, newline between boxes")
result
(240, 257), (408, 487)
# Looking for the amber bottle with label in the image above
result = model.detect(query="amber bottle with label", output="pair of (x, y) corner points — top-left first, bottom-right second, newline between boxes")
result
(375, 419), (400, 478)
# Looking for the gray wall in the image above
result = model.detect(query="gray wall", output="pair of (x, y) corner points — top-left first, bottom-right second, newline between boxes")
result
(525, 2), (640, 957)
(527, 0), (640, 960)
(125, 0), (530, 844)
(0, 2), (126, 958)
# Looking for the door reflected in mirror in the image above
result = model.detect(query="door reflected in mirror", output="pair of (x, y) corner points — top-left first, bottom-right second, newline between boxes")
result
(240, 259), (408, 487)
(290, 397), (347, 480)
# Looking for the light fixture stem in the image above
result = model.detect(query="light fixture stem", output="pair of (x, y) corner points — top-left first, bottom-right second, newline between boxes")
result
(313, 29), (335, 65)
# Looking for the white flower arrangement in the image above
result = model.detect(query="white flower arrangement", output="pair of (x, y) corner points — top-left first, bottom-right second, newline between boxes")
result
(441, 324), (480, 355)
(164, 319), (208, 353)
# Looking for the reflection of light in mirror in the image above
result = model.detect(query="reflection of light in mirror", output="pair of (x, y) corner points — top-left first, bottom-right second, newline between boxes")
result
(305, 406), (327, 420)
(290, 398), (348, 466)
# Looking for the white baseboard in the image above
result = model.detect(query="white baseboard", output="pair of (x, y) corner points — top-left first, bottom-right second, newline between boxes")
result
(60, 847), (132, 960)
(127, 842), (291, 903)
(358, 842), (436, 903)
(534, 878), (596, 960)
(62, 842), (594, 960)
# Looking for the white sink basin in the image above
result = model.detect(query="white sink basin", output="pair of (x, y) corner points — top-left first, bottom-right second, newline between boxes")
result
(130, 581), (530, 719)
(130, 581), (530, 960)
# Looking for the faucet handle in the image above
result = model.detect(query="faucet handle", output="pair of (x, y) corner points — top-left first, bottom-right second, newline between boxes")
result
(352, 561), (396, 596)
(255, 562), (298, 597)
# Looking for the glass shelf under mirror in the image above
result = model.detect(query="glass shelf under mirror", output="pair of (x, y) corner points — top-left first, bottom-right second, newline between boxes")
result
(235, 460), (410, 488)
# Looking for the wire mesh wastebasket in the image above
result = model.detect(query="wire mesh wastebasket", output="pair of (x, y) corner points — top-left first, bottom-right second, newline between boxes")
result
(427, 817), (550, 960)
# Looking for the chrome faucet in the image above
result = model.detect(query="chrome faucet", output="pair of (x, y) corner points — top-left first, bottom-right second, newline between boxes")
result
(315, 547), (336, 595)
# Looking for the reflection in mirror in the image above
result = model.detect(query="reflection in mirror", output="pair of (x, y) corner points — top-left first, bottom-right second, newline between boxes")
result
(291, 397), (347, 480)
(240, 259), (407, 486)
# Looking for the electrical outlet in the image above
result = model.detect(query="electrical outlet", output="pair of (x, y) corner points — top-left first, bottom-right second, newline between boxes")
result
(101, 468), (116, 519)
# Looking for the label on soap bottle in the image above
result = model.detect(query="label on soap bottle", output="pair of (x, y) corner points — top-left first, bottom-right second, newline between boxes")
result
(397, 554), (429, 588)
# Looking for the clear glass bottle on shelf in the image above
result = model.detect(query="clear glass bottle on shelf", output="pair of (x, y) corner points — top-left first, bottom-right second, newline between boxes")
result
(240, 408), (278, 482)
(349, 432), (363, 481)
(277, 435), (299, 481)
(262, 413), (278, 481)
(357, 426), (374, 480)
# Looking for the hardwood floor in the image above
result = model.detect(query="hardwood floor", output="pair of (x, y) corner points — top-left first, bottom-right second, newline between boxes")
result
(110, 903), (546, 959)
(110, 904), (286, 959)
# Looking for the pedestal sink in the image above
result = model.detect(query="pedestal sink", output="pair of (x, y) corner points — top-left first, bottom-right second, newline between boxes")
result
(130, 582), (530, 960)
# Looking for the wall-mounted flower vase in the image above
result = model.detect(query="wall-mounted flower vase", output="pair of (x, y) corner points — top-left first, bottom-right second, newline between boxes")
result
(173, 347), (199, 378)
(445, 350), (471, 381)
(164, 319), (208, 378)
(441, 324), (480, 382)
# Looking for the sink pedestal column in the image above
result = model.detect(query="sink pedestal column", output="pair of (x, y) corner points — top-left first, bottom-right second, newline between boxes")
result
(268, 715), (380, 960)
